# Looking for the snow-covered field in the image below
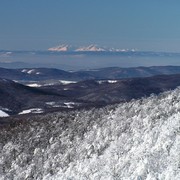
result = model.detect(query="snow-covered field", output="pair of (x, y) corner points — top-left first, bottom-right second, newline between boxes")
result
(0, 88), (180, 179)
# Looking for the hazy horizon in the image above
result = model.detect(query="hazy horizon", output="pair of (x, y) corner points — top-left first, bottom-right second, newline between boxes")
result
(0, 50), (180, 70)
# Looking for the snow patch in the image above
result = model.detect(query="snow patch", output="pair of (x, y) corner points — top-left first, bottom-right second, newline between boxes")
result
(46, 102), (56, 106)
(21, 69), (27, 73)
(64, 102), (75, 108)
(18, 108), (43, 115)
(97, 80), (118, 84)
(26, 83), (42, 87)
(0, 110), (9, 117)
(107, 80), (118, 83)
(27, 69), (35, 74)
(59, 80), (77, 85)
(21, 69), (40, 75)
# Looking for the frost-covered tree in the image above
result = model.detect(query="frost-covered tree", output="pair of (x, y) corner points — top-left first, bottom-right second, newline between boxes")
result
(0, 88), (180, 179)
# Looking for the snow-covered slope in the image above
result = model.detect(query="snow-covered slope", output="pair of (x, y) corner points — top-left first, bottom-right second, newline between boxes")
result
(0, 88), (180, 179)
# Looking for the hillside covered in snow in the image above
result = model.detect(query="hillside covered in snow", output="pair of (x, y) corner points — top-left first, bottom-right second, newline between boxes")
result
(0, 88), (180, 179)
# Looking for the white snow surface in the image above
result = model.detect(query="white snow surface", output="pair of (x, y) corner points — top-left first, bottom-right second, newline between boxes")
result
(0, 110), (9, 117)
(18, 108), (43, 115)
(26, 80), (77, 87)
(107, 80), (117, 83)
(21, 69), (27, 73)
(27, 69), (35, 74)
(59, 80), (77, 85)
(26, 83), (42, 87)
(0, 88), (180, 179)
(98, 80), (118, 84)
(21, 69), (41, 75)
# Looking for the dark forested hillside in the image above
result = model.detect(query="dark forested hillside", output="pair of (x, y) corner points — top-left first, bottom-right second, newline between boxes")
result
(1, 73), (180, 116)
(1, 66), (180, 82)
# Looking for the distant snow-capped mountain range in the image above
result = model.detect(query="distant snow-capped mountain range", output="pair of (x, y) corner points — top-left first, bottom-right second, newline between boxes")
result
(48, 44), (136, 52)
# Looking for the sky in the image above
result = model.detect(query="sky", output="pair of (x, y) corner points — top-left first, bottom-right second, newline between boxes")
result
(1, 0), (180, 52)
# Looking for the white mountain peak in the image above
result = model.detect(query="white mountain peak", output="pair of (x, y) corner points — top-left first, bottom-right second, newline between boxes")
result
(48, 44), (136, 52)
(48, 44), (70, 52)
(75, 45), (106, 52)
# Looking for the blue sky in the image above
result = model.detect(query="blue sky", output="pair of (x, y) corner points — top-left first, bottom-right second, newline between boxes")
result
(1, 0), (180, 51)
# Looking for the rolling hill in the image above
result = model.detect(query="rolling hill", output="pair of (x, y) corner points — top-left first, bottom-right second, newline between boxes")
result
(1, 66), (180, 82)
(1, 73), (180, 116)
